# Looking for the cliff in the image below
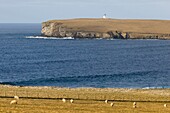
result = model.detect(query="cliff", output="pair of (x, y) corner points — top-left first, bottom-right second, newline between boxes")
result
(42, 18), (170, 39)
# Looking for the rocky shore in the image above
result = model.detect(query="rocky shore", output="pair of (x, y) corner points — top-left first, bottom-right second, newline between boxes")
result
(42, 18), (170, 39)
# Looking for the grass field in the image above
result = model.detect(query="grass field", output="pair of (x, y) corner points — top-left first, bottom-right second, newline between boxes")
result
(1, 98), (170, 113)
(45, 18), (170, 34)
(0, 85), (170, 113)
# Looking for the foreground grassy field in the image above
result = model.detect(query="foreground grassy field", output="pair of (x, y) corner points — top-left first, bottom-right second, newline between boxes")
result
(1, 98), (170, 113)
(0, 85), (170, 113)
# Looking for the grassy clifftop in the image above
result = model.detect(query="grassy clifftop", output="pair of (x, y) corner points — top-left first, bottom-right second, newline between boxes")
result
(42, 18), (170, 39)
(45, 18), (170, 33)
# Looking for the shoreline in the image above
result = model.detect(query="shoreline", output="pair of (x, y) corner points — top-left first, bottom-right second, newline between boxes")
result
(1, 83), (169, 90)
(1, 84), (170, 96)
(28, 35), (170, 40)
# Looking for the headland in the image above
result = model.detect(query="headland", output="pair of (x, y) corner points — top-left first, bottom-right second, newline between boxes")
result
(42, 18), (170, 39)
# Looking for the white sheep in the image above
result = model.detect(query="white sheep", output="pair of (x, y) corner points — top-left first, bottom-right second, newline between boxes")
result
(14, 96), (19, 100)
(164, 104), (167, 108)
(105, 100), (108, 104)
(133, 102), (136, 105)
(10, 100), (17, 105)
(110, 103), (114, 107)
(70, 99), (74, 103)
(133, 102), (137, 108)
(62, 98), (66, 103)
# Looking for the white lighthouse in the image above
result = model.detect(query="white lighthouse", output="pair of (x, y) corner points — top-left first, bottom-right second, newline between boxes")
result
(103, 14), (107, 19)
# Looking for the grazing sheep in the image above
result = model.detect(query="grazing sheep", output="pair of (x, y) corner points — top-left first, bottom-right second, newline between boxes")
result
(70, 99), (74, 103)
(133, 102), (137, 108)
(62, 98), (66, 103)
(10, 100), (17, 105)
(110, 103), (114, 107)
(105, 100), (108, 104)
(14, 96), (19, 100)
(164, 104), (167, 108)
(133, 102), (136, 105)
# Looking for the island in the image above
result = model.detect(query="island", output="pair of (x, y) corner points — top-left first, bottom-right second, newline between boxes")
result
(42, 18), (170, 39)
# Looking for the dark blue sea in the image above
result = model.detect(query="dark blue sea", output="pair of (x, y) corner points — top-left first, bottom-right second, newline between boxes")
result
(0, 23), (170, 88)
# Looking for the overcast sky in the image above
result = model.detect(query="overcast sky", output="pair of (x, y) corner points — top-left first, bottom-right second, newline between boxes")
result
(0, 0), (169, 23)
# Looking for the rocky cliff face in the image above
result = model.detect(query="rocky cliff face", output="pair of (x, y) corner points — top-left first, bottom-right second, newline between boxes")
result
(41, 19), (170, 39)
(41, 22), (125, 39)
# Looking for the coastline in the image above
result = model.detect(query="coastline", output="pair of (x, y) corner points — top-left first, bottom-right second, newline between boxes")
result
(26, 35), (170, 40)
(42, 18), (170, 40)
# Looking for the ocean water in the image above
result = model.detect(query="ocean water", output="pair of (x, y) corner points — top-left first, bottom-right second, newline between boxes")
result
(0, 23), (170, 88)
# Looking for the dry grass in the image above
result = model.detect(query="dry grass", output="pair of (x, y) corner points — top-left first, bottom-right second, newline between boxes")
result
(45, 18), (170, 34)
(0, 85), (170, 113)
(1, 98), (170, 113)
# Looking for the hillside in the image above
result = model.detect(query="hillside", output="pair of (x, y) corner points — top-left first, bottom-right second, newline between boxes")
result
(42, 18), (170, 39)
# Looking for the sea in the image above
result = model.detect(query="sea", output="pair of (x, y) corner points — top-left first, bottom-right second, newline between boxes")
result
(0, 23), (170, 88)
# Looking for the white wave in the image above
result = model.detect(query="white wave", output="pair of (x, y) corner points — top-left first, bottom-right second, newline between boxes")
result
(25, 36), (74, 40)
(142, 86), (166, 89)
(95, 38), (103, 40)
(106, 38), (119, 40)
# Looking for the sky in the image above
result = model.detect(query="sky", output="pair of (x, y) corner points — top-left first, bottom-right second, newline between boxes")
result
(0, 0), (170, 23)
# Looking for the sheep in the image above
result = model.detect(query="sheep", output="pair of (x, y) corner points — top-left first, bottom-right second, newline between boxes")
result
(10, 100), (17, 105)
(133, 102), (136, 106)
(62, 98), (66, 103)
(164, 104), (167, 108)
(14, 96), (19, 100)
(105, 100), (108, 104)
(110, 103), (114, 107)
(70, 99), (74, 103)
(133, 102), (137, 108)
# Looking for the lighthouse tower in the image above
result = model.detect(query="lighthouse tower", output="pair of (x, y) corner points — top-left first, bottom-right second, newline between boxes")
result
(103, 14), (107, 19)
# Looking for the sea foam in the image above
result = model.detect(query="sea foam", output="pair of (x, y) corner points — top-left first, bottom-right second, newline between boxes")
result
(25, 36), (74, 40)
